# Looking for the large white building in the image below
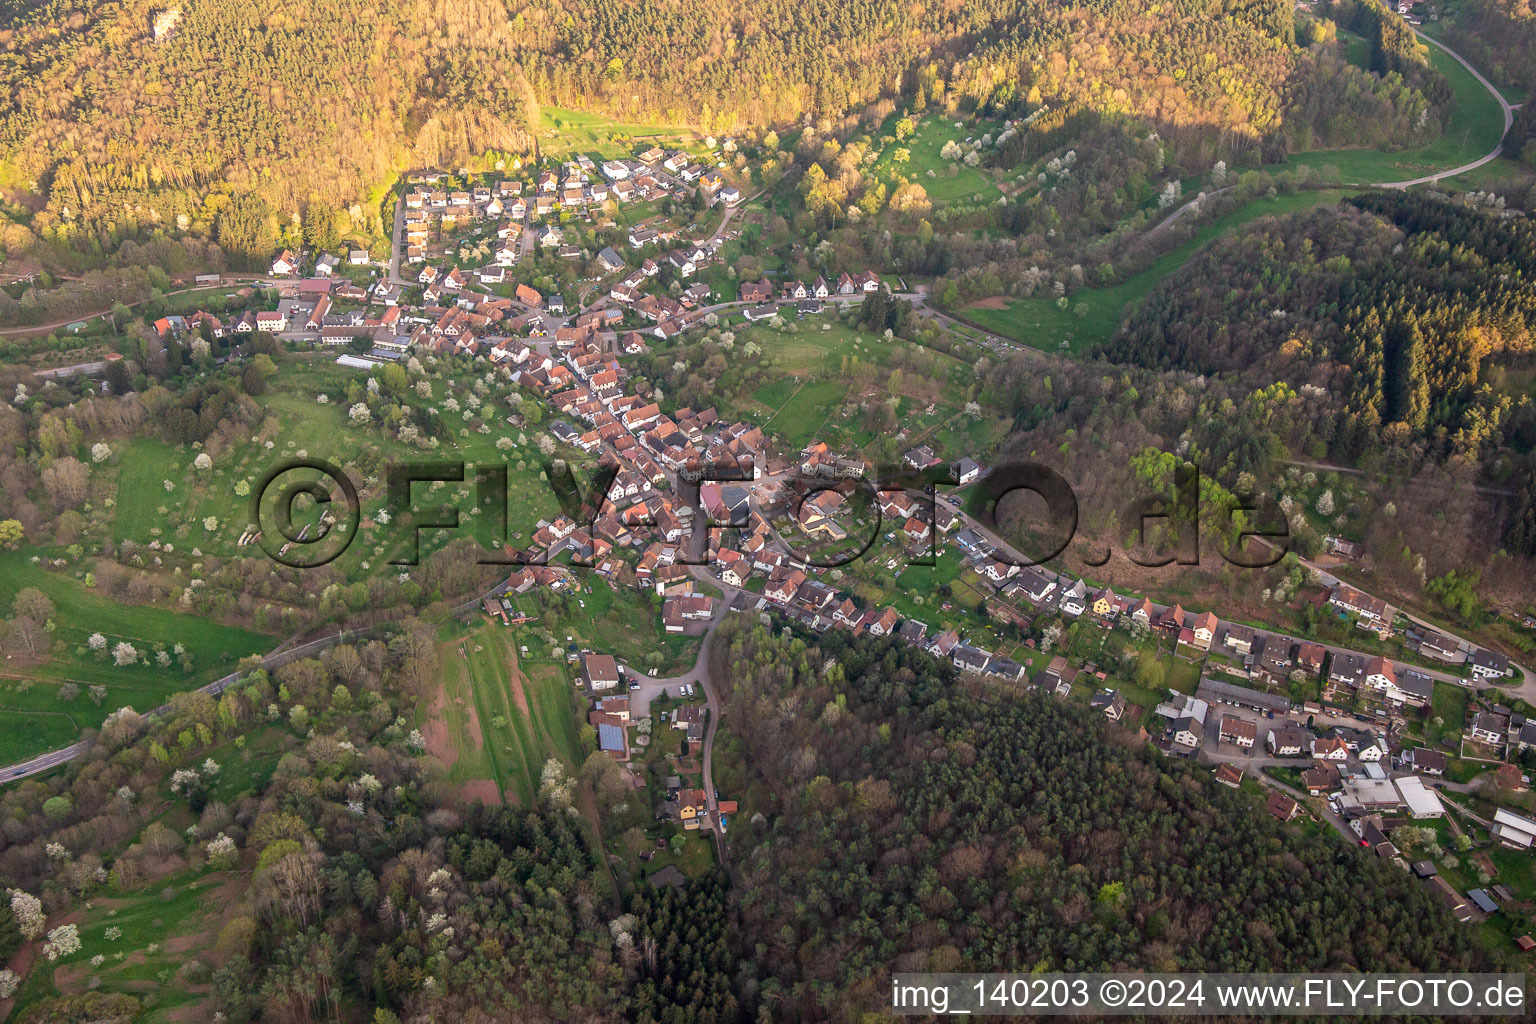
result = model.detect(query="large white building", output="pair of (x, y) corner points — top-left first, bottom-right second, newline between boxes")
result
(1492, 807), (1536, 849)
(1393, 776), (1444, 819)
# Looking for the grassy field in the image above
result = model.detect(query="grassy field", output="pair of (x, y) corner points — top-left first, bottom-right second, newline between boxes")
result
(0, 710), (83, 763)
(504, 581), (700, 675)
(759, 379), (850, 450)
(8, 869), (239, 1022)
(1429, 680), (1470, 749)
(755, 322), (864, 376)
(727, 314), (1008, 458)
(1444, 156), (1535, 192)
(1276, 43), (1506, 183)
(959, 189), (1357, 353)
(1417, 13), (1530, 103)
(429, 624), (585, 806)
(539, 106), (700, 161)
(0, 551), (274, 763)
(869, 113), (1007, 203)
(1339, 29), (1372, 71)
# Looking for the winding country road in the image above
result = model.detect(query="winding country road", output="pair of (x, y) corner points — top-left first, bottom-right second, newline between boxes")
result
(1378, 28), (1517, 188)
(621, 570), (747, 867)
(1144, 26), (1516, 240)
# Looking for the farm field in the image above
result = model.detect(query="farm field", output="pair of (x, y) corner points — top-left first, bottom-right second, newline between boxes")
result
(959, 189), (1357, 353)
(427, 624), (584, 806)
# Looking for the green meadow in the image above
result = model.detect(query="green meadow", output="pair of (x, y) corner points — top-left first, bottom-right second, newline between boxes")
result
(959, 189), (1358, 353)
(0, 550), (273, 763)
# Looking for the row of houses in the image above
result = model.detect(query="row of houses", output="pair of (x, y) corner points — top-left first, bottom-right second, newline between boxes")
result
(739, 270), (880, 304)
(271, 247), (370, 277)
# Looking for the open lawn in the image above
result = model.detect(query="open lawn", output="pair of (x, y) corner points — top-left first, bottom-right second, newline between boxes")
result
(0, 551), (274, 764)
(959, 189), (1357, 353)
(643, 824), (718, 881)
(755, 322), (863, 376)
(1429, 681), (1470, 749)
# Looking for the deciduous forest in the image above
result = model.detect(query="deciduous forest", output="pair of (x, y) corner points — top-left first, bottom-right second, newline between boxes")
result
(0, 0), (1446, 267)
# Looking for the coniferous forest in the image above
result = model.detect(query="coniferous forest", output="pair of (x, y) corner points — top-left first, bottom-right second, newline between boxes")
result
(1105, 193), (1536, 468)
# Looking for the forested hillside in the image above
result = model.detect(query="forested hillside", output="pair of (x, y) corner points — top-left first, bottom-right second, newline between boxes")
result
(0, 620), (1495, 1022)
(716, 623), (1490, 1020)
(0, 0), (1445, 267)
(1442, 0), (1536, 96)
(1104, 192), (1536, 466)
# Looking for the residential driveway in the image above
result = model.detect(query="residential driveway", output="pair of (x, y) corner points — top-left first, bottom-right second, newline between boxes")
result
(618, 571), (753, 865)
(625, 663), (704, 719)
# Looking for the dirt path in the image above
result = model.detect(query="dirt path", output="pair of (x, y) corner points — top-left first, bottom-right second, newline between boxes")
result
(421, 666), (459, 770)
(461, 778), (503, 805)
(505, 639), (532, 716)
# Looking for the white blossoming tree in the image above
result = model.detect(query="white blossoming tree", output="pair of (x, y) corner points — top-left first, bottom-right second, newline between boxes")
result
(205, 833), (238, 869)
(43, 923), (80, 961)
(90, 442), (112, 463)
(194, 452), (213, 471)
(9, 890), (45, 939)
(112, 642), (139, 666)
